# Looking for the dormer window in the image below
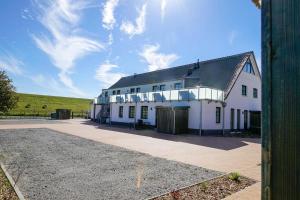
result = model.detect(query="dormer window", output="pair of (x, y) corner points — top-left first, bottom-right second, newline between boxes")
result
(174, 83), (182, 90)
(243, 60), (255, 75)
(152, 85), (158, 91)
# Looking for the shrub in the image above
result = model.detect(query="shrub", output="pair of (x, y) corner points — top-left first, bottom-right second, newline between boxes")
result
(228, 172), (241, 182)
(200, 182), (208, 190)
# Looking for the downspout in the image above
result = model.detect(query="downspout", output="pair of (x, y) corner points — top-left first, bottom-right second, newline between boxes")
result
(109, 102), (112, 126)
(222, 102), (226, 136)
(134, 101), (137, 129)
(199, 100), (202, 136)
(173, 108), (176, 134)
(93, 103), (96, 121)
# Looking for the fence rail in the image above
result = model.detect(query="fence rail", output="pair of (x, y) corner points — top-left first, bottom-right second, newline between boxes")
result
(109, 87), (224, 103)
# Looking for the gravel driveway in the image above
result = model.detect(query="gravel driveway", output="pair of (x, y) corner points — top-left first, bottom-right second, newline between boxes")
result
(0, 128), (223, 200)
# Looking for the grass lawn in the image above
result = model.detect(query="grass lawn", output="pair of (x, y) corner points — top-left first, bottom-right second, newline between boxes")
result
(0, 167), (18, 200)
(4, 93), (91, 117)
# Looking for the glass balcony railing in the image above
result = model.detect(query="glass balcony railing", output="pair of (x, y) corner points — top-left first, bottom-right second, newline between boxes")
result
(97, 96), (110, 104)
(109, 87), (224, 103)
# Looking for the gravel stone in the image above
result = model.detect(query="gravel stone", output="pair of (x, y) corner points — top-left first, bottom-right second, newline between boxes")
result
(0, 128), (223, 200)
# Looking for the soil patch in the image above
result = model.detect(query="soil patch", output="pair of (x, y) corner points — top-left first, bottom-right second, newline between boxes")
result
(0, 167), (18, 200)
(152, 174), (256, 200)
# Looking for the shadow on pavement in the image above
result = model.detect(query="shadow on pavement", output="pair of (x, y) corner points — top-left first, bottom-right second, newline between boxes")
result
(81, 120), (261, 151)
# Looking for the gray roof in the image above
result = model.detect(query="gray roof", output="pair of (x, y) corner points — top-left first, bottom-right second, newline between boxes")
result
(109, 51), (253, 90)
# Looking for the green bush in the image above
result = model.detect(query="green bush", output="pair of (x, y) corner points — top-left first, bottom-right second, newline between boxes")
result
(228, 172), (241, 182)
(200, 182), (208, 190)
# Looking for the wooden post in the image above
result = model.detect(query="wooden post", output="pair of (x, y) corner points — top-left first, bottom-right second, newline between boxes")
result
(262, 0), (300, 199)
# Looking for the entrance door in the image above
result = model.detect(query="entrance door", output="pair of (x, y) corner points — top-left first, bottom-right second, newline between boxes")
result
(156, 107), (189, 134)
(244, 110), (248, 129)
(156, 107), (174, 134)
(230, 108), (235, 130)
(237, 109), (241, 130)
(174, 108), (189, 134)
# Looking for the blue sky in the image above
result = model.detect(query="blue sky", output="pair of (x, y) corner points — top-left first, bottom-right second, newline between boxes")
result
(0, 0), (260, 98)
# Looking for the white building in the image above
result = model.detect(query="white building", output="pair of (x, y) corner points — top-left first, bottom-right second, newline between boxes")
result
(91, 52), (261, 135)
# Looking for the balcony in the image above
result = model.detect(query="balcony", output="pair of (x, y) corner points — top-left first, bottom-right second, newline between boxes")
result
(109, 87), (224, 103)
(97, 96), (110, 104)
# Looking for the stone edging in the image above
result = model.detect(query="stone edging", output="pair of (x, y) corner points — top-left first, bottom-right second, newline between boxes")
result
(0, 163), (26, 200)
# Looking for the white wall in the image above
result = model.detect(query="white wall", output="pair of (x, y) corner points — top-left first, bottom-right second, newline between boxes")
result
(109, 55), (261, 131)
(201, 100), (224, 130)
(111, 102), (173, 125)
(90, 104), (101, 120)
(224, 65), (261, 130)
(111, 100), (226, 131)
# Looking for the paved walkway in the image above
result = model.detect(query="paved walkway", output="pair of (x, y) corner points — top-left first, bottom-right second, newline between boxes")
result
(0, 119), (261, 199)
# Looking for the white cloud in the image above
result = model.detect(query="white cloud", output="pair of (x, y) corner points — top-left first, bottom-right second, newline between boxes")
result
(102, 0), (119, 30)
(21, 8), (34, 20)
(95, 61), (126, 88)
(108, 33), (113, 46)
(120, 3), (147, 38)
(30, 73), (75, 96)
(228, 30), (238, 45)
(0, 53), (23, 75)
(29, 72), (85, 97)
(139, 44), (178, 71)
(32, 0), (104, 96)
(161, 0), (167, 21)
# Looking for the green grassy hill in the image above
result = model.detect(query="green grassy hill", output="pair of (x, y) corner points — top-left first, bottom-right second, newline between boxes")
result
(6, 93), (91, 117)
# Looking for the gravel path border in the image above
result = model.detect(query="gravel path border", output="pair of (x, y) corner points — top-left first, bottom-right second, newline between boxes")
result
(0, 163), (24, 200)
(0, 128), (223, 200)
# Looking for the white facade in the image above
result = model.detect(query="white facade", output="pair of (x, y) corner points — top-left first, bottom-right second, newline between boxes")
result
(90, 104), (101, 120)
(93, 52), (261, 134)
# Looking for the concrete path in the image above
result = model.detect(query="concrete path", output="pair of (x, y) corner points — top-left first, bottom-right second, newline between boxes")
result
(0, 119), (261, 199)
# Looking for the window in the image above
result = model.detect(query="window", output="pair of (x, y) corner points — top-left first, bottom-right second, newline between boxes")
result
(253, 88), (258, 98)
(112, 90), (116, 95)
(119, 106), (123, 118)
(117, 90), (120, 95)
(216, 107), (221, 123)
(130, 88), (135, 93)
(141, 106), (148, 119)
(104, 91), (108, 97)
(129, 106), (135, 118)
(174, 82), (182, 90)
(160, 84), (166, 91)
(136, 87), (141, 93)
(243, 61), (255, 75)
(152, 85), (158, 91)
(242, 85), (247, 96)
